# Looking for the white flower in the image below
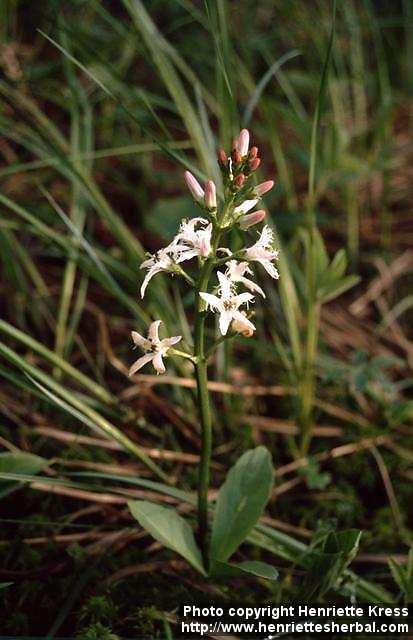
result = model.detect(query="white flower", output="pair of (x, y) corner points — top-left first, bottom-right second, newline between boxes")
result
(129, 320), (182, 376)
(199, 271), (255, 336)
(225, 260), (265, 298)
(234, 199), (259, 216)
(140, 247), (176, 298)
(172, 217), (213, 261)
(140, 217), (213, 297)
(244, 225), (279, 279)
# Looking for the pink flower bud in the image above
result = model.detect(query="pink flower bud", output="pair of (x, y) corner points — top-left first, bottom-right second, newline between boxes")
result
(255, 180), (274, 196)
(234, 173), (245, 188)
(237, 129), (250, 157)
(231, 312), (255, 337)
(217, 149), (227, 166)
(232, 149), (241, 164)
(249, 157), (261, 171)
(184, 171), (204, 202)
(239, 209), (266, 229)
(249, 146), (258, 159)
(204, 180), (217, 209)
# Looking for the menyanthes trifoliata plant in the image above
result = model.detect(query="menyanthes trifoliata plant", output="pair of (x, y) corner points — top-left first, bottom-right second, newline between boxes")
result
(128, 130), (280, 581)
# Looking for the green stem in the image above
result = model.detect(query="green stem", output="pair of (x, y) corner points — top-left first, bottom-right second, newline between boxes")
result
(193, 230), (222, 570)
(194, 263), (213, 570)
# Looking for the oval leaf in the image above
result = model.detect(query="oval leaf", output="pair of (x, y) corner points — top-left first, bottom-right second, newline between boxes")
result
(0, 452), (48, 498)
(210, 446), (273, 562)
(0, 452), (48, 475)
(211, 558), (278, 581)
(128, 500), (205, 575)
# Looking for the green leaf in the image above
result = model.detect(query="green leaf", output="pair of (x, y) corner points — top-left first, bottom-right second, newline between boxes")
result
(298, 457), (331, 490)
(388, 549), (413, 603)
(0, 341), (168, 482)
(0, 451), (49, 498)
(318, 274), (360, 303)
(386, 400), (413, 428)
(275, 236), (303, 370)
(0, 319), (115, 405)
(237, 561), (279, 581)
(210, 559), (278, 581)
(329, 248), (347, 279)
(0, 451), (47, 475)
(313, 228), (329, 275)
(122, 0), (217, 180)
(128, 500), (206, 575)
(250, 523), (393, 603)
(210, 446), (273, 562)
(300, 529), (362, 600)
(146, 196), (195, 241)
(70, 471), (196, 505)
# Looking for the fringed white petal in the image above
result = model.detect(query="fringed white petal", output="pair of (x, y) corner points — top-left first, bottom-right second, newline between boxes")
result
(129, 353), (153, 376)
(160, 335), (182, 350)
(148, 320), (162, 342)
(152, 351), (166, 375)
(219, 310), (232, 336)
(131, 331), (151, 350)
(199, 292), (222, 311)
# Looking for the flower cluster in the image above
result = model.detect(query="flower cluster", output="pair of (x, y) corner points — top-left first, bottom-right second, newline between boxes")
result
(130, 129), (279, 376)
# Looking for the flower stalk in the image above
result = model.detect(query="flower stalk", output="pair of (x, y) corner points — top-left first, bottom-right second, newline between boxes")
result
(129, 129), (279, 571)
(194, 268), (213, 566)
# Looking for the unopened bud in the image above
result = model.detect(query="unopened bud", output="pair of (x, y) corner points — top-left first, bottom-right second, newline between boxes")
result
(231, 312), (255, 337)
(234, 173), (245, 188)
(184, 171), (204, 202)
(237, 129), (250, 157)
(234, 199), (259, 215)
(249, 146), (258, 159)
(254, 180), (274, 196)
(249, 157), (261, 171)
(232, 149), (242, 164)
(217, 149), (227, 166)
(204, 180), (217, 209)
(239, 209), (266, 229)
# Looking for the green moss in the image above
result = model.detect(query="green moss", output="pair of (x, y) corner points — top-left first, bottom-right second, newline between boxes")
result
(75, 622), (120, 640)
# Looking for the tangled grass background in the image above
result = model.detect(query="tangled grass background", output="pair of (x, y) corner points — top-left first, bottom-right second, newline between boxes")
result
(0, 0), (411, 637)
